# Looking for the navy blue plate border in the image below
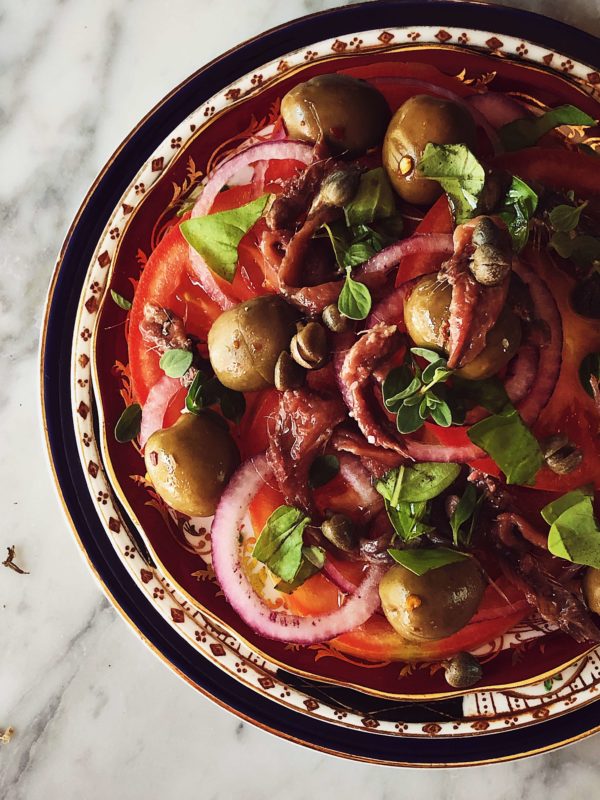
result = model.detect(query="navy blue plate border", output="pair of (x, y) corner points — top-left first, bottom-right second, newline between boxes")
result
(41, 1), (600, 765)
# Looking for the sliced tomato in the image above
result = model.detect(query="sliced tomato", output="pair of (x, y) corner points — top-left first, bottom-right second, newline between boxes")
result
(494, 147), (600, 199)
(395, 195), (453, 286)
(128, 224), (222, 404)
(238, 388), (280, 460)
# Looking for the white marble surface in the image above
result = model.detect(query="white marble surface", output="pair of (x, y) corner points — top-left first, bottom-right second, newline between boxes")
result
(3, 0), (600, 796)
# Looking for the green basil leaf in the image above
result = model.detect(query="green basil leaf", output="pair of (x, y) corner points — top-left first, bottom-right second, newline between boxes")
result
(451, 376), (509, 414)
(547, 497), (600, 568)
(344, 167), (396, 226)
(110, 289), (132, 311)
(320, 221), (349, 270)
(218, 385), (246, 424)
(185, 371), (205, 414)
(180, 193), (271, 283)
(549, 232), (600, 266)
(338, 272), (372, 320)
(375, 214), (404, 243)
(114, 403), (142, 443)
(275, 545), (325, 593)
(388, 547), (470, 576)
(467, 406), (543, 485)
(499, 175), (538, 252)
(252, 505), (310, 582)
(579, 352), (600, 397)
(386, 500), (433, 542)
(429, 398), (452, 427)
(343, 241), (377, 268)
(376, 463), (461, 504)
(418, 143), (485, 224)
(450, 484), (478, 546)
(308, 455), (340, 489)
(396, 402), (425, 434)
(541, 485), (594, 525)
(410, 346), (446, 364)
(549, 201), (588, 233)
(499, 104), (596, 152)
(159, 348), (194, 378)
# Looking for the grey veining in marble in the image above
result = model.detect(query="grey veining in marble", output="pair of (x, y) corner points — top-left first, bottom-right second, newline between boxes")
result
(2, 1), (600, 797)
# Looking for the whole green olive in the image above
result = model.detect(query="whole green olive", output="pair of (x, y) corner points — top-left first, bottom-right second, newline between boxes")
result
(208, 296), (297, 392)
(379, 557), (485, 642)
(382, 94), (476, 205)
(280, 74), (390, 154)
(145, 412), (240, 517)
(403, 275), (521, 380)
(583, 567), (600, 614)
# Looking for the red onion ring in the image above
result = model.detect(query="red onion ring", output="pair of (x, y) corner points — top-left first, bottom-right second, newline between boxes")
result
(503, 343), (539, 406)
(370, 76), (502, 153)
(210, 454), (385, 643)
(188, 140), (315, 310)
(356, 234), (454, 279)
(367, 274), (428, 327)
(321, 559), (359, 595)
(139, 375), (181, 448)
(513, 260), (563, 426)
(337, 452), (383, 518)
(466, 92), (529, 130)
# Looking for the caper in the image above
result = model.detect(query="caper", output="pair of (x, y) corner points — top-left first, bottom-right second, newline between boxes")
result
(469, 243), (512, 287)
(274, 350), (306, 391)
(322, 303), (352, 333)
(321, 514), (356, 553)
(290, 321), (329, 370)
(542, 434), (583, 475)
(444, 652), (482, 689)
(309, 168), (361, 217)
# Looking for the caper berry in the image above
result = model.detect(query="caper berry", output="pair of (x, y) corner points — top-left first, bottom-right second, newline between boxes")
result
(322, 303), (353, 333)
(290, 321), (329, 370)
(274, 351), (306, 391)
(309, 168), (361, 217)
(542, 434), (583, 475)
(444, 651), (482, 689)
(321, 514), (356, 553)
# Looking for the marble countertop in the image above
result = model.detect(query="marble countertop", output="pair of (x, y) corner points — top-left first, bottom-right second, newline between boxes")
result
(3, 0), (600, 796)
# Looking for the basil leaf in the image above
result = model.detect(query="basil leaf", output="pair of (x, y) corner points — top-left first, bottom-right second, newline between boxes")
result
(450, 484), (478, 546)
(410, 347), (444, 364)
(396, 402), (425, 434)
(418, 143), (485, 224)
(549, 232), (600, 266)
(218, 385), (246, 424)
(376, 463), (461, 504)
(467, 406), (543, 485)
(180, 193), (271, 282)
(343, 241), (378, 268)
(547, 497), (600, 568)
(541, 486), (594, 525)
(275, 545), (325, 593)
(309, 454), (340, 488)
(344, 167), (396, 227)
(500, 104), (596, 151)
(338, 271), (372, 320)
(386, 500), (433, 542)
(579, 352), (600, 398)
(110, 289), (132, 311)
(114, 403), (142, 443)
(388, 547), (469, 576)
(549, 201), (588, 233)
(159, 348), (194, 378)
(499, 175), (538, 252)
(185, 371), (205, 414)
(252, 505), (310, 582)
(375, 215), (404, 243)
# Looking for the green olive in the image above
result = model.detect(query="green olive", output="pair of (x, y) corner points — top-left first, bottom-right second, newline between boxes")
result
(208, 296), (297, 392)
(382, 94), (477, 205)
(583, 567), (600, 614)
(145, 412), (240, 517)
(403, 275), (521, 380)
(280, 74), (390, 154)
(379, 558), (485, 641)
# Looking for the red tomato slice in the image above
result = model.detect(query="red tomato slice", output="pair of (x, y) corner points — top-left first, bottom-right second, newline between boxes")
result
(395, 195), (453, 286)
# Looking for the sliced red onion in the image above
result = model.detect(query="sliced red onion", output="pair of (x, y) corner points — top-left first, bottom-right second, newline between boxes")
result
(403, 436), (486, 463)
(356, 234), (453, 279)
(337, 452), (383, 518)
(370, 76), (502, 153)
(503, 343), (539, 406)
(187, 140), (315, 310)
(467, 92), (529, 129)
(139, 375), (181, 447)
(322, 558), (359, 595)
(513, 260), (563, 426)
(367, 274), (427, 327)
(210, 454), (385, 644)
